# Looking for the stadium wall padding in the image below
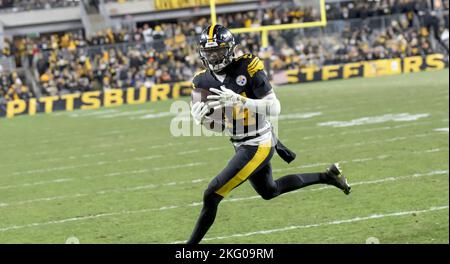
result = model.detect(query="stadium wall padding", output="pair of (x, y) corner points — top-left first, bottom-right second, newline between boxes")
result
(0, 54), (448, 119)
(278, 53), (448, 85)
(0, 82), (193, 119)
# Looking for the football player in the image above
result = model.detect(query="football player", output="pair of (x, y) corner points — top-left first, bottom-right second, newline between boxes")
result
(188, 25), (351, 244)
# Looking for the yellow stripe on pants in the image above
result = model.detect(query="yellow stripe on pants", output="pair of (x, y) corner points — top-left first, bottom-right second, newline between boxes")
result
(216, 141), (272, 197)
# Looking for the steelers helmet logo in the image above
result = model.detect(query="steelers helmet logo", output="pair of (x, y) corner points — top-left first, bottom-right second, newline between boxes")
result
(236, 75), (247, 86)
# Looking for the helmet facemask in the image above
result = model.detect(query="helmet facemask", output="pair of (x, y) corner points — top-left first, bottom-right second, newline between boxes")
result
(199, 42), (236, 73)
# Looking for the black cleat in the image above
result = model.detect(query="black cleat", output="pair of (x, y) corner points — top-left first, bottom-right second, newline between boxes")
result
(325, 163), (351, 195)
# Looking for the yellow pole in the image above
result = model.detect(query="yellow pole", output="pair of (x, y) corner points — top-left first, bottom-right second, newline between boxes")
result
(226, 0), (328, 49)
(320, 0), (327, 25)
(210, 0), (217, 25)
(261, 30), (269, 48)
(229, 0), (328, 34)
(230, 21), (326, 34)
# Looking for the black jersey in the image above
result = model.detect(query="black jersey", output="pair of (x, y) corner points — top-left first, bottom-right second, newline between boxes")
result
(192, 54), (272, 137)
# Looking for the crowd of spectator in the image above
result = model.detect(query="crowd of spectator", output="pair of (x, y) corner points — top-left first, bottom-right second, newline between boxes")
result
(34, 40), (197, 95)
(0, 0), (79, 12)
(267, 12), (448, 71)
(1, 38), (12, 58)
(0, 0), (139, 12)
(326, 0), (431, 20)
(0, 0), (449, 99)
(0, 71), (33, 106)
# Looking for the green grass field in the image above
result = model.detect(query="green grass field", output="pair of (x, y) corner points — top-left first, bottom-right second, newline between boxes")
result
(0, 70), (448, 244)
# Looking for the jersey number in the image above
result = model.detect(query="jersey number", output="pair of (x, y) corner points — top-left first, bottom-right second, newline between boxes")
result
(225, 93), (257, 128)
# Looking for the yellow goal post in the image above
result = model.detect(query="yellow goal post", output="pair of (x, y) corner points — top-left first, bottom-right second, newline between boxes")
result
(209, 0), (328, 48)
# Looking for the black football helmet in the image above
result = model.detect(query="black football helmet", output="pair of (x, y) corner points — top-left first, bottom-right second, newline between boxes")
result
(198, 24), (236, 73)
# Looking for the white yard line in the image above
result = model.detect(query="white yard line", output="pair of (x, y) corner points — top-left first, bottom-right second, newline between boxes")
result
(0, 169), (447, 232)
(10, 144), (195, 176)
(2, 119), (441, 170)
(285, 119), (442, 134)
(1, 149), (445, 206)
(191, 205), (449, 243)
(2, 133), (447, 189)
(97, 110), (156, 119)
(23, 134), (196, 159)
(418, 148), (444, 153)
(283, 120), (433, 134)
(289, 105), (327, 112)
(278, 112), (323, 120)
(136, 112), (175, 120)
(1, 163), (206, 190)
(317, 113), (430, 128)
(7, 131), (440, 177)
(0, 178), (208, 208)
(0, 178), (73, 190)
(213, 170), (449, 205)
(272, 155), (391, 173)
(5, 91), (446, 149)
(292, 132), (433, 155)
(283, 92), (446, 120)
(68, 109), (119, 118)
(2, 110), (135, 148)
(6, 116), (445, 163)
(6, 105), (437, 151)
(434, 128), (449, 133)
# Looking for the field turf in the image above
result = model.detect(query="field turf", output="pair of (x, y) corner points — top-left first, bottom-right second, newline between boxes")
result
(0, 70), (448, 244)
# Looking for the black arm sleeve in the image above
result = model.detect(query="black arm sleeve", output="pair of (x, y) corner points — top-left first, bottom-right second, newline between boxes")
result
(192, 76), (200, 89)
(252, 70), (273, 99)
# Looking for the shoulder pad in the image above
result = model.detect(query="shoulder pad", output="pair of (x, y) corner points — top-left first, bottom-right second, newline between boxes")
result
(236, 54), (255, 61)
(192, 70), (207, 89)
(193, 70), (207, 79)
(246, 56), (265, 77)
(234, 54), (265, 77)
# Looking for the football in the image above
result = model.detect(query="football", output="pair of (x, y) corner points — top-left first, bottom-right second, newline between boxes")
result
(191, 88), (214, 105)
(191, 88), (224, 122)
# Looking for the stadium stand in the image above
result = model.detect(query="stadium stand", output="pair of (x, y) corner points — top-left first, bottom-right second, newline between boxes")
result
(0, 0), (448, 100)
(0, 71), (33, 106)
(0, 0), (79, 13)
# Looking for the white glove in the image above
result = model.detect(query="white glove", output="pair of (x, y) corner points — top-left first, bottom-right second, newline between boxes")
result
(191, 102), (210, 125)
(208, 86), (281, 117)
(207, 86), (246, 107)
